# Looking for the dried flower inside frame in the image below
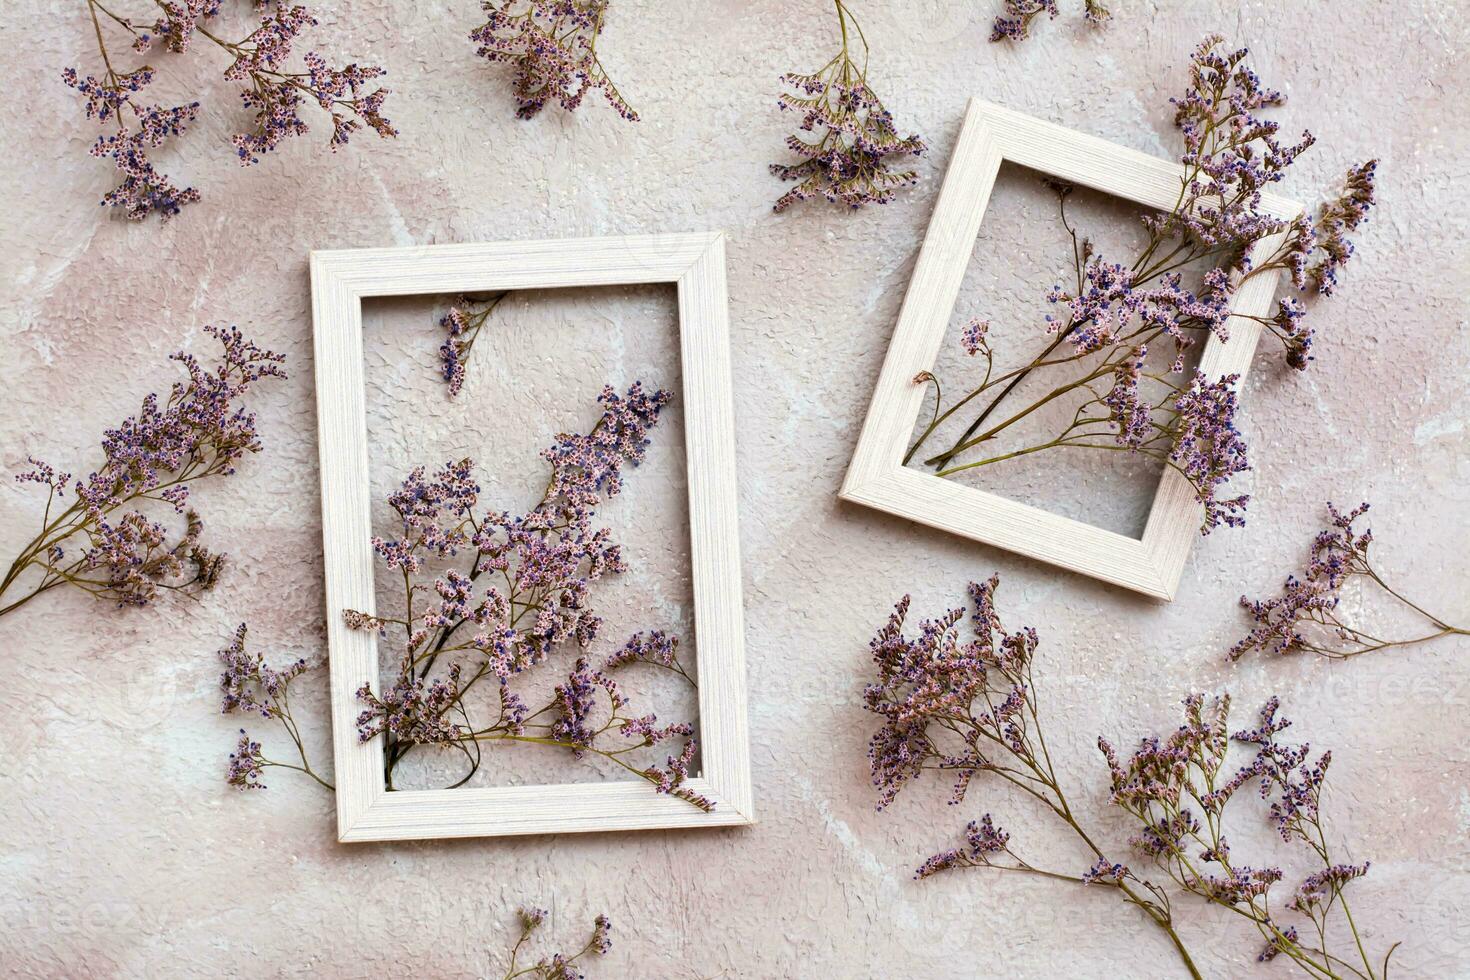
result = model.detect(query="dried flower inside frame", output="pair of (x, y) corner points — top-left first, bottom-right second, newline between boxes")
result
(845, 96), (1304, 598)
(309, 233), (753, 841)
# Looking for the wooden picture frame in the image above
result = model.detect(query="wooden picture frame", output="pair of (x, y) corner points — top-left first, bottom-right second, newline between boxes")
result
(841, 99), (1304, 601)
(310, 232), (754, 841)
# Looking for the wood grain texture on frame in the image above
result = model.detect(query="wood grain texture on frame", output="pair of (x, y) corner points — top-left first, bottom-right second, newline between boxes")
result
(841, 99), (1303, 601)
(310, 233), (754, 841)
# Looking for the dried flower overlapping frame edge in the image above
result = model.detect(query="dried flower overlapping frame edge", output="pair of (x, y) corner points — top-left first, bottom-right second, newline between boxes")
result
(310, 232), (753, 841)
(841, 99), (1303, 601)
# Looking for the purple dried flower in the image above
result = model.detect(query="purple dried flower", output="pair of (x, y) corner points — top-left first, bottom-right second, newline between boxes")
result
(990, 0), (1108, 42)
(771, 1), (926, 212)
(1270, 297), (1312, 370)
(224, 6), (395, 162)
(602, 630), (676, 670)
(618, 713), (692, 747)
(1154, 35), (1314, 251)
(219, 622), (307, 719)
(907, 35), (1375, 524)
(960, 318), (990, 357)
(869, 580), (1213, 968)
(436, 293), (507, 397)
(3, 327), (283, 618)
(872, 581), (1398, 976)
(356, 661), (466, 745)
(1097, 694), (1391, 973)
(1308, 160), (1378, 296)
(1289, 863), (1370, 913)
(914, 814), (1014, 880)
(1231, 502), (1466, 659)
(63, 67), (202, 220)
(66, 0), (393, 219)
(989, 0), (1058, 42)
(642, 737), (713, 812)
(217, 624), (331, 791)
(590, 914), (612, 955)
(1103, 345), (1152, 449)
(344, 383), (705, 806)
(601, 629), (696, 688)
(1082, 859), (1129, 885)
(1166, 371), (1250, 533)
(1257, 925), (1299, 962)
(226, 730), (267, 789)
(470, 0), (637, 121)
(550, 657), (613, 751)
(542, 382), (673, 509)
(504, 908), (614, 978)
(1048, 260), (1233, 362)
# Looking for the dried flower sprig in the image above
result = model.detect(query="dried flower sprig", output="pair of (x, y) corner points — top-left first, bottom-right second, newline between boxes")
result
(502, 907), (613, 980)
(1100, 695), (1399, 978)
(437, 292), (509, 397)
(343, 383), (710, 808)
(770, 0), (927, 212)
(989, 0), (1111, 43)
(66, 0), (396, 221)
(601, 629), (697, 690)
(905, 36), (1378, 534)
(1231, 502), (1468, 660)
(3, 326), (285, 619)
(219, 623), (332, 790)
(865, 576), (1201, 974)
(866, 578), (1400, 978)
(470, 0), (637, 121)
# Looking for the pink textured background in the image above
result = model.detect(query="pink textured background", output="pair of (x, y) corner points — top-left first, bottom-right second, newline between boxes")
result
(2, 1), (1467, 976)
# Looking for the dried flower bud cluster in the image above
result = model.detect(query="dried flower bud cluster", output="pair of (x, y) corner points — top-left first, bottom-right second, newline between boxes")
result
(436, 293), (508, 397)
(470, 0), (637, 121)
(990, 0), (1110, 43)
(502, 907), (614, 978)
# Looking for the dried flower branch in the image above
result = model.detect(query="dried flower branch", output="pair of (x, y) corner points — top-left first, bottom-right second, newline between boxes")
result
(866, 578), (1401, 978)
(905, 36), (1378, 535)
(990, 0), (1111, 43)
(1231, 502), (1468, 660)
(437, 292), (509, 398)
(66, 0), (396, 221)
(340, 383), (709, 807)
(1101, 695), (1399, 978)
(770, 0), (927, 212)
(502, 907), (613, 980)
(219, 623), (332, 789)
(3, 326), (284, 619)
(865, 576), (1201, 974)
(470, 0), (637, 121)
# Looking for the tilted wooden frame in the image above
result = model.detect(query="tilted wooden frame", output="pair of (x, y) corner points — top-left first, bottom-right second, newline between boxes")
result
(310, 232), (754, 842)
(842, 99), (1304, 601)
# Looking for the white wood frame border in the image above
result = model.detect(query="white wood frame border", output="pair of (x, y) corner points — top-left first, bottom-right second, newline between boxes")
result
(841, 99), (1304, 601)
(310, 232), (754, 842)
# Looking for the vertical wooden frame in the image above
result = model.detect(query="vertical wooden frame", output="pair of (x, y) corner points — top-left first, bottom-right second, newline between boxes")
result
(841, 99), (1304, 600)
(310, 232), (754, 841)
